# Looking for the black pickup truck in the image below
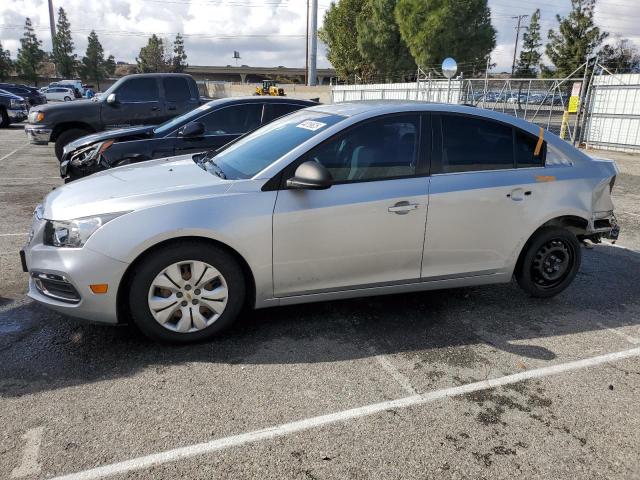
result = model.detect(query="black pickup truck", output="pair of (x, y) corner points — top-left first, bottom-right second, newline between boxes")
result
(24, 73), (207, 159)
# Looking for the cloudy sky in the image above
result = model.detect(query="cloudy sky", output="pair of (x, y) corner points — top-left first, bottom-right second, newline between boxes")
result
(0, 0), (638, 73)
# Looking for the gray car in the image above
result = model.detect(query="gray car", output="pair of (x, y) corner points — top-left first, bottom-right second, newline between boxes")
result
(22, 102), (619, 343)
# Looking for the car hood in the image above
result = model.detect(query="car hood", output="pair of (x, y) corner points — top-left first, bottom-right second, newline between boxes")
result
(65, 125), (156, 151)
(43, 154), (232, 220)
(34, 98), (94, 113)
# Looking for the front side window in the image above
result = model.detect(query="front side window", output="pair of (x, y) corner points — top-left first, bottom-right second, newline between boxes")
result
(305, 114), (420, 182)
(200, 104), (263, 135)
(440, 115), (514, 173)
(117, 78), (159, 102)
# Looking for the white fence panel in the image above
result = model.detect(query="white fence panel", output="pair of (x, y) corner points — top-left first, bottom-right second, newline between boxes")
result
(332, 80), (462, 104)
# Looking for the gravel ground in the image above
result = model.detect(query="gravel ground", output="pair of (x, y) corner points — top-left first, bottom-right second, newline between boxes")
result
(0, 125), (638, 480)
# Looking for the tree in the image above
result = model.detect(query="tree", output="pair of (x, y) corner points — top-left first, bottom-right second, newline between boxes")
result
(0, 42), (12, 81)
(357, 0), (416, 80)
(79, 30), (108, 89)
(137, 35), (169, 73)
(104, 55), (116, 76)
(15, 18), (45, 85)
(395, 0), (496, 77)
(515, 9), (542, 77)
(599, 38), (640, 73)
(171, 33), (188, 73)
(52, 7), (76, 78)
(318, 0), (373, 80)
(546, 0), (607, 77)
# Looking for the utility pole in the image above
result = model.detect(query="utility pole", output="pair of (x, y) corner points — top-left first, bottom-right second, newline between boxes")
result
(305, 0), (309, 85)
(307, 0), (317, 86)
(48, 0), (57, 77)
(510, 15), (528, 77)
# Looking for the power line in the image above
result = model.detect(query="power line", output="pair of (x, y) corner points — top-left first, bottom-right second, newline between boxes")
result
(511, 15), (528, 76)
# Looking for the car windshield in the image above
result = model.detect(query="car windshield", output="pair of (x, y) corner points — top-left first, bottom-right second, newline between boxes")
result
(153, 103), (215, 136)
(199, 110), (346, 180)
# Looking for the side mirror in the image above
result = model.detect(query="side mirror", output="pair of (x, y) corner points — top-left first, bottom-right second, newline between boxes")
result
(181, 121), (205, 138)
(286, 161), (332, 190)
(106, 93), (117, 105)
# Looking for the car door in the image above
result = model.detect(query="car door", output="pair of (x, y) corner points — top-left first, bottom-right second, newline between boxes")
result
(272, 113), (430, 297)
(101, 77), (163, 128)
(172, 103), (264, 156)
(422, 113), (545, 279)
(161, 77), (199, 122)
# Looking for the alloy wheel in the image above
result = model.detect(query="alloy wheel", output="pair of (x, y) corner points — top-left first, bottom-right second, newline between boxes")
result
(147, 260), (228, 333)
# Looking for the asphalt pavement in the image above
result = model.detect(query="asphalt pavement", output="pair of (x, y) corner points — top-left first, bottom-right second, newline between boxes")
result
(0, 125), (639, 479)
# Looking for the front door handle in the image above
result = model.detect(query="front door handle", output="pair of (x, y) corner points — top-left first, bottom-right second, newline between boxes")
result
(388, 201), (419, 214)
(151, 106), (160, 111)
(168, 106), (177, 111)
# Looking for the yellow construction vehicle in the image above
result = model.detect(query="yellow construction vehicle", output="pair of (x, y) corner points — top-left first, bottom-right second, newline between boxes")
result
(254, 80), (285, 96)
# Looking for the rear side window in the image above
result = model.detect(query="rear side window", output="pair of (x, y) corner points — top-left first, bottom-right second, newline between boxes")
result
(117, 78), (159, 102)
(439, 115), (514, 173)
(267, 103), (306, 122)
(163, 77), (191, 102)
(515, 129), (545, 167)
(200, 104), (263, 134)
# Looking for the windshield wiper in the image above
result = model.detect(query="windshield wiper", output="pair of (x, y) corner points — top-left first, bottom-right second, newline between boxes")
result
(205, 159), (227, 179)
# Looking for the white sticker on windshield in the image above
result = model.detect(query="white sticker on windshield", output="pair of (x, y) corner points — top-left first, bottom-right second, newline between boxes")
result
(296, 120), (326, 131)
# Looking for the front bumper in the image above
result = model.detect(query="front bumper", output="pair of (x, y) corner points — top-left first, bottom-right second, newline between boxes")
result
(24, 124), (52, 144)
(22, 232), (130, 324)
(8, 108), (28, 123)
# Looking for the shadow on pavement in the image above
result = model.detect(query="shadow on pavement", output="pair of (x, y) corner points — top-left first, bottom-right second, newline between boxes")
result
(1, 244), (639, 397)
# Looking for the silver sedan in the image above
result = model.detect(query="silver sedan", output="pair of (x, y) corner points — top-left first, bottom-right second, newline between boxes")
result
(22, 102), (619, 342)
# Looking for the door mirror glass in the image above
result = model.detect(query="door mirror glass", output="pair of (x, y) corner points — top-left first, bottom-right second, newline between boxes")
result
(182, 121), (205, 138)
(106, 93), (117, 105)
(286, 161), (332, 190)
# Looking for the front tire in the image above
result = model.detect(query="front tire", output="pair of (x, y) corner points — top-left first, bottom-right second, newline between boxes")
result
(128, 242), (246, 343)
(55, 128), (90, 160)
(0, 108), (9, 128)
(64, 96), (71, 101)
(516, 227), (581, 298)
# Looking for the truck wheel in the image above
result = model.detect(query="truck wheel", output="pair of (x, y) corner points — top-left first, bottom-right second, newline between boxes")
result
(0, 108), (9, 128)
(515, 227), (581, 298)
(128, 241), (246, 343)
(55, 128), (89, 160)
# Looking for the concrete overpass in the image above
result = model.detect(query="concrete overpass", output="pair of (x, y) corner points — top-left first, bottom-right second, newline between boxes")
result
(183, 65), (336, 85)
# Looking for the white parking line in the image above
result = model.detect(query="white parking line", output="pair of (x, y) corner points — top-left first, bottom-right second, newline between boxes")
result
(0, 143), (29, 163)
(0, 233), (29, 237)
(622, 211), (640, 218)
(50, 346), (640, 480)
(371, 351), (417, 395)
(597, 322), (640, 345)
(11, 426), (44, 478)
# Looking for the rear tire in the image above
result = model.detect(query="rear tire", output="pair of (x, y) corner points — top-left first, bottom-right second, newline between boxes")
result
(55, 128), (89, 160)
(516, 227), (581, 298)
(128, 242), (246, 343)
(64, 96), (71, 102)
(0, 108), (9, 128)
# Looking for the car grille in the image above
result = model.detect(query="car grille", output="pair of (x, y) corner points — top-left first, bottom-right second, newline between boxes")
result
(32, 272), (81, 303)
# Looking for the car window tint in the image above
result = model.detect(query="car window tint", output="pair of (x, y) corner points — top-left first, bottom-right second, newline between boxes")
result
(441, 115), (514, 172)
(200, 104), (263, 135)
(117, 78), (159, 102)
(515, 129), (545, 167)
(307, 114), (419, 183)
(163, 77), (191, 102)
(269, 103), (305, 121)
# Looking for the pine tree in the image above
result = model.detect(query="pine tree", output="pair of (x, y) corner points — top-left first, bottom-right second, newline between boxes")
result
(79, 30), (107, 89)
(137, 35), (169, 73)
(395, 0), (496, 76)
(104, 55), (116, 76)
(546, 0), (607, 77)
(52, 7), (76, 78)
(171, 33), (188, 73)
(0, 42), (12, 81)
(515, 9), (542, 77)
(357, 0), (416, 81)
(16, 18), (45, 85)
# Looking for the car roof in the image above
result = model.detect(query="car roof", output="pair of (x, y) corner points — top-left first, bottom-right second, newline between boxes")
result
(204, 96), (319, 107)
(307, 101), (544, 137)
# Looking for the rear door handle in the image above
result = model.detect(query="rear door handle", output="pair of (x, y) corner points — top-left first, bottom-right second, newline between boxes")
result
(151, 106), (160, 111)
(388, 201), (419, 214)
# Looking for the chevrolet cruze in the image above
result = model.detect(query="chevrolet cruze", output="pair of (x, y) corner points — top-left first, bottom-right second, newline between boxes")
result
(22, 102), (619, 343)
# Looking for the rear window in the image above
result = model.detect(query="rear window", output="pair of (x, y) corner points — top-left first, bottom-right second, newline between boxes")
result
(515, 129), (545, 168)
(163, 77), (191, 102)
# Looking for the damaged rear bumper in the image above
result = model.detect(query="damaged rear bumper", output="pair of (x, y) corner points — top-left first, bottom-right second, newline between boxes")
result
(588, 212), (619, 241)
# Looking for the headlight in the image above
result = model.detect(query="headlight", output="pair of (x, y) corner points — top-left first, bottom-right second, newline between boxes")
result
(70, 140), (114, 167)
(43, 212), (126, 248)
(29, 111), (45, 123)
